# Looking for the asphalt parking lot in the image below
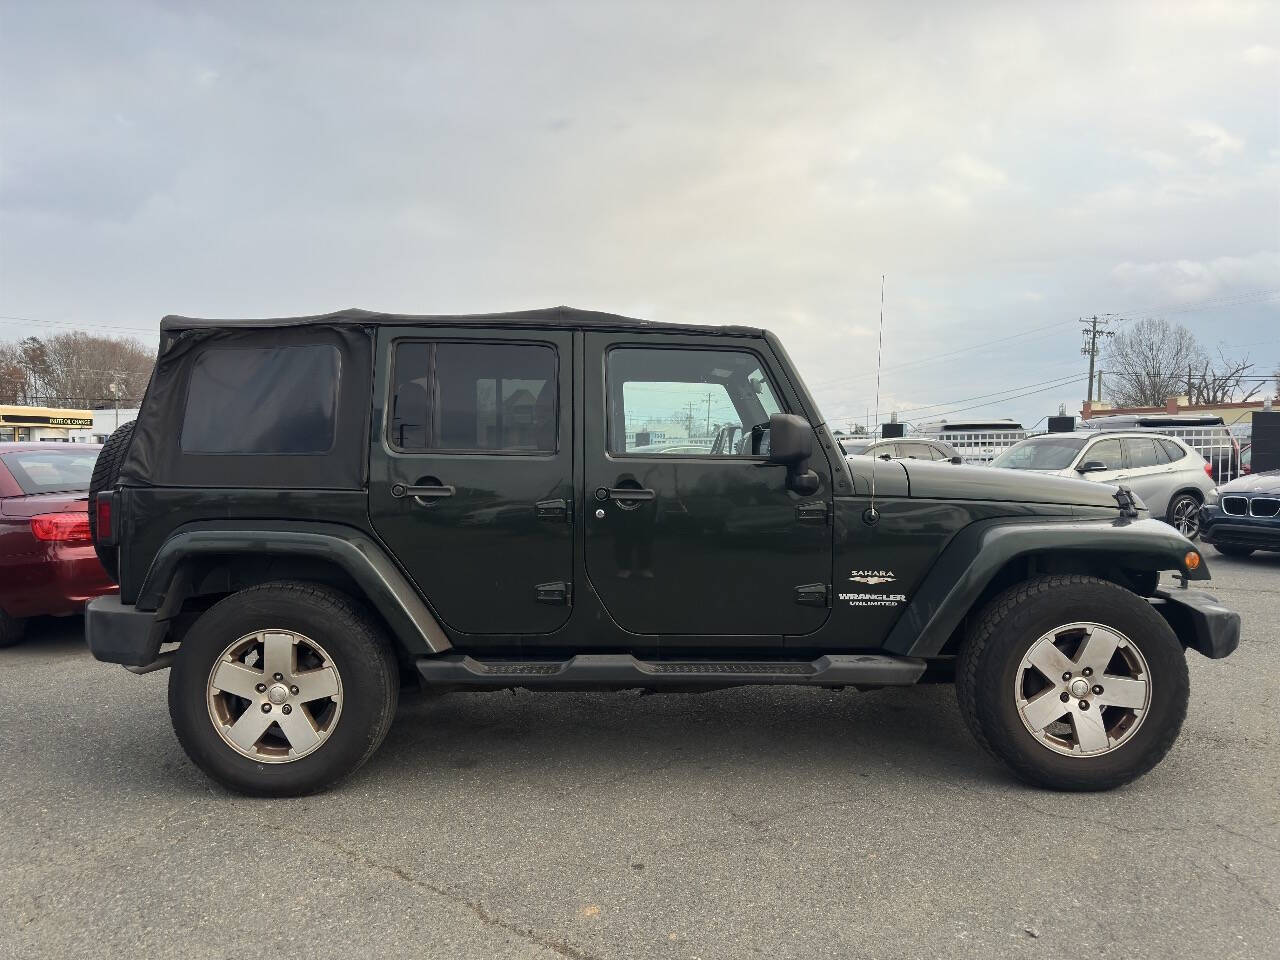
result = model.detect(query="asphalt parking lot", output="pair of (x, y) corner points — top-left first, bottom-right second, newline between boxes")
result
(2, 554), (1278, 960)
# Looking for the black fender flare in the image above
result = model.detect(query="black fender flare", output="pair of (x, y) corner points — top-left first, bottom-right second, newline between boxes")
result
(885, 516), (1209, 658)
(136, 521), (451, 655)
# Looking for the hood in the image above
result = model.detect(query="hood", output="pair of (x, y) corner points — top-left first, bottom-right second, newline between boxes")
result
(898, 458), (1122, 508)
(1220, 469), (1280, 496)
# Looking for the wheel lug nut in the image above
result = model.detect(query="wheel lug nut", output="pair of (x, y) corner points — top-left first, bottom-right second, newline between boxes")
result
(281, 704), (292, 715)
(1093, 685), (1104, 695)
(261, 703), (272, 713)
(255, 683), (266, 693)
(1060, 692), (1070, 702)
(1082, 667), (1093, 677)
(1062, 672), (1072, 681)
(273, 673), (284, 682)
(290, 685), (299, 696)
(1079, 700), (1089, 710)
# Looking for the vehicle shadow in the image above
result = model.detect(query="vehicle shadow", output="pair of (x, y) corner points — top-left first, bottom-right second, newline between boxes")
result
(364, 682), (1009, 790)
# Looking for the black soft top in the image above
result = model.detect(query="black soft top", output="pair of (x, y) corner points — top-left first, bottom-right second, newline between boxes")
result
(161, 305), (762, 337)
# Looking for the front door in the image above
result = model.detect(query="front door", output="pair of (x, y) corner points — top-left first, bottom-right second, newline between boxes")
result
(369, 328), (574, 636)
(583, 333), (833, 639)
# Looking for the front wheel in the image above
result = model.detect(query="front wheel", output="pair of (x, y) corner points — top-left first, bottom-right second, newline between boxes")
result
(168, 582), (399, 796)
(1166, 492), (1201, 539)
(957, 575), (1189, 791)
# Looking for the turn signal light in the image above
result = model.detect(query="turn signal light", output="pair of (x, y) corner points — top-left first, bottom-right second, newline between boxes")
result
(30, 512), (92, 543)
(1184, 551), (1201, 571)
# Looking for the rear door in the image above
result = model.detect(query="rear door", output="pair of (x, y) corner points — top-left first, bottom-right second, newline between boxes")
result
(582, 332), (833, 641)
(368, 328), (574, 636)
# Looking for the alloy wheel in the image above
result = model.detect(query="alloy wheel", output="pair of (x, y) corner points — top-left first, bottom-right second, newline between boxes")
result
(1170, 496), (1200, 538)
(1013, 622), (1151, 757)
(206, 630), (343, 762)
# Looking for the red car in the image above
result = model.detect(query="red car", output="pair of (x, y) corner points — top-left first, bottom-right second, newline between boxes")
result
(0, 443), (116, 647)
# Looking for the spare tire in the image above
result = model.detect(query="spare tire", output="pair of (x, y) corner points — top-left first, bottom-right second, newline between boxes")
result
(88, 420), (135, 584)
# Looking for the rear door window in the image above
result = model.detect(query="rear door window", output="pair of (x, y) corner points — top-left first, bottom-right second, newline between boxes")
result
(1121, 438), (1162, 469)
(1159, 438), (1186, 461)
(181, 345), (340, 454)
(389, 341), (557, 453)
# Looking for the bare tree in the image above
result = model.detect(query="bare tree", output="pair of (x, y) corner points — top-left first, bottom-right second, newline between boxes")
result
(1102, 318), (1204, 407)
(1190, 349), (1263, 405)
(0, 332), (154, 407)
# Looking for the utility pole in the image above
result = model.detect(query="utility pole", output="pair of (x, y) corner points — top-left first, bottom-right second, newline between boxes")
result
(705, 392), (713, 438)
(1080, 315), (1116, 404)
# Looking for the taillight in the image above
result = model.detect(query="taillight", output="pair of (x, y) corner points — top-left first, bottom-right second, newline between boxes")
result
(1204, 462), (1213, 478)
(94, 495), (112, 543)
(31, 512), (92, 542)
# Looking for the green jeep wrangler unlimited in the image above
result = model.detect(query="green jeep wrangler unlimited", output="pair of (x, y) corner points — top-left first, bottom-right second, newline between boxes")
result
(86, 307), (1240, 796)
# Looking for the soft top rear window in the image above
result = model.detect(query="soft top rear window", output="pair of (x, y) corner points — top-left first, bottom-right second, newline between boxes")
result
(181, 345), (340, 455)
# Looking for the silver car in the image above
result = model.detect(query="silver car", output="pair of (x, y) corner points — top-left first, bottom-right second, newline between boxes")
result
(990, 431), (1216, 537)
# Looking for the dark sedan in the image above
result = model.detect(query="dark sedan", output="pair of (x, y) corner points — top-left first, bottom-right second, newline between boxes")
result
(1199, 469), (1280, 558)
(0, 443), (116, 646)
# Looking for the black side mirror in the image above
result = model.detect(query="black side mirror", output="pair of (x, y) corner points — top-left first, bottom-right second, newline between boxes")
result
(1077, 460), (1108, 474)
(950, 456), (963, 465)
(766, 413), (813, 467)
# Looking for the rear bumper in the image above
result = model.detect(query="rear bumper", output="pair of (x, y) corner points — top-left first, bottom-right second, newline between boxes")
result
(1149, 588), (1240, 660)
(0, 543), (116, 619)
(85, 595), (163, 667)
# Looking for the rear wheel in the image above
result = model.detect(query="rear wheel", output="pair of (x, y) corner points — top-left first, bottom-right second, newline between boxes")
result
(1213, 544), (1254, 558)
(958, 575), (1188, 791)
(168, 582), (399, 796)
(1166, 492), (1201, 539)
(0, 609), (25, 648)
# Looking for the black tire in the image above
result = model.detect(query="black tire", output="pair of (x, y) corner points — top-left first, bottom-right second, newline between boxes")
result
(0, 608), (25, 648)
(88, 420), (135, 583)
(957, 575), (1189, 791)
(1213, 544), (1254, 558)
(1165, 491), (1202, 540)
(168, 582), (399, 796)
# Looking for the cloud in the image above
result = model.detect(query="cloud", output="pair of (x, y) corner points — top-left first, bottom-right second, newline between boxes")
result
(1110, 251), (1280, 303)
(1186, 121), (1245, 165)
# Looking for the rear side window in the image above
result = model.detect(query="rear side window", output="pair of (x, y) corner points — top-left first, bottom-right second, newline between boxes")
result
(181, 345), (340, 455)
(390, 341), (557, 453)
(1159, 439), (1185, 461)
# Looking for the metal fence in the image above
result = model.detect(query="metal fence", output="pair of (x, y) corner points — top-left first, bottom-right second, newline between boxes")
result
(914, 425), (1250, 483)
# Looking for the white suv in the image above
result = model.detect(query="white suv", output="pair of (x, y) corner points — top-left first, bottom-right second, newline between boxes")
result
(990, 431), (1216, 538)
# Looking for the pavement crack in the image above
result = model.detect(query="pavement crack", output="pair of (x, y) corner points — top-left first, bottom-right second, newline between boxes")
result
(259, 823), (605, 960)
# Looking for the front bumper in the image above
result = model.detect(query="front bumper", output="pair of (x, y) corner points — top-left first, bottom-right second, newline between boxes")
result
(85, 595), (164, 667)
(1149, 588), (1240, 659)
(1199, 504), (1280, 550)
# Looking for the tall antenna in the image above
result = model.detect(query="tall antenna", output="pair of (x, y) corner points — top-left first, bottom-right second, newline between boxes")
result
(867, 274), (885, 524)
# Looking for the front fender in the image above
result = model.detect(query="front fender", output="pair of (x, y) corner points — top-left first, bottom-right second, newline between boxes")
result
(884, 516), (1208, 658)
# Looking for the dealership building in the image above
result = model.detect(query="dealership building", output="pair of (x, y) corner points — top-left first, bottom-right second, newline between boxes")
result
(0, 405), (95, 442)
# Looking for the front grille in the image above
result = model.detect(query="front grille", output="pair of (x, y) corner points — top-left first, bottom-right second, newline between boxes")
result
(1222, 496), (1248, 516)
(1251, 498), (1280, 518)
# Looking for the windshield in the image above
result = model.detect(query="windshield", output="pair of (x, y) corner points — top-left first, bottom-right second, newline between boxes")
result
(990, 436), (1086, 470)
(1, 448), (99, 494)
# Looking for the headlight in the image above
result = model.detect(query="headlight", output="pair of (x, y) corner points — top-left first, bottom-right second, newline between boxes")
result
(1205, 487), (1220, 506)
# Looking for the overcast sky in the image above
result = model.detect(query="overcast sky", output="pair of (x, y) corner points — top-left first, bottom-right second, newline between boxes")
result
(2, 0), (1277, 428)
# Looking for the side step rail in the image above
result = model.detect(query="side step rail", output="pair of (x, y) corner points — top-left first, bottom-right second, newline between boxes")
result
(415, 653), (926, 691)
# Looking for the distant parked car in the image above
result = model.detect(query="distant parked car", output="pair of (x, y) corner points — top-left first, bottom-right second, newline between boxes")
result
(1080, 414), (1240, 483)
(0, 443), (116, 646)
(1239, 442), (1252, 476)
(1199, 469), (1280, 558)
(990, 431), (1215, 537)
(839, 437), (961, 462)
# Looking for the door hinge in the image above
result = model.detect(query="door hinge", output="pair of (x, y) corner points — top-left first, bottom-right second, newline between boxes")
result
(795, 501), (830, 524)
(794, 583), (831, 607)
(535, 498), (571, 522)
(535, 581), (572, 605)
